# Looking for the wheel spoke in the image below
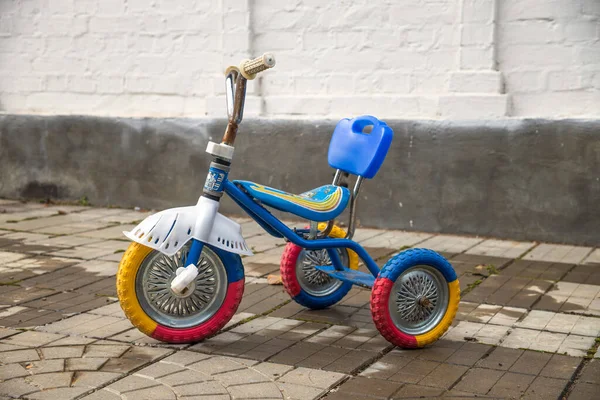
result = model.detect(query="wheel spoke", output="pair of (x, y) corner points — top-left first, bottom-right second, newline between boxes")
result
(391, 266), (448, 335)
(136, 244), (228, 329)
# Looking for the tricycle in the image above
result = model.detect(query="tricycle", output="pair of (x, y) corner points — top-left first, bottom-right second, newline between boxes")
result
(116, 53), (459, 348)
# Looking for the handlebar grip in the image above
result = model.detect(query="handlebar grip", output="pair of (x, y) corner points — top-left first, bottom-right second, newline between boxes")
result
(240, 53), (276, 80)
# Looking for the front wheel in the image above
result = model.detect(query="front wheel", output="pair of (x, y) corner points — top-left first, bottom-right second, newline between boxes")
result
(117, 241), (244, 343)
(371, 248), (460, 348)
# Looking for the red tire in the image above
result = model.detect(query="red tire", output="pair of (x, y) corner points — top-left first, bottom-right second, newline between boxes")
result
(280, 224), (359, 309)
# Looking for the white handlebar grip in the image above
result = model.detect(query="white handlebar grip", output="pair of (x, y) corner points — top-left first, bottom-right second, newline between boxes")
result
(240, 53), (276, 80)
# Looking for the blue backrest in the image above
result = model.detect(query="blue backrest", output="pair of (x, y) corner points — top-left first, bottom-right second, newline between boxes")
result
(327, 115), (393, 179)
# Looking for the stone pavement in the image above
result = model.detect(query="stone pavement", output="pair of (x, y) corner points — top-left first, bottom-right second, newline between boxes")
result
(0, 199), (599, 399)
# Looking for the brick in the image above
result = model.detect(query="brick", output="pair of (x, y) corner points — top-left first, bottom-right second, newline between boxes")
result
(438, 94), (508, 118)
(459, 46), (495, 70)
(449, 71), (502, 93)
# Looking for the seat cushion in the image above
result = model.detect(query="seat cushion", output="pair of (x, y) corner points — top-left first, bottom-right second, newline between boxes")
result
(234, 180), (350, 222)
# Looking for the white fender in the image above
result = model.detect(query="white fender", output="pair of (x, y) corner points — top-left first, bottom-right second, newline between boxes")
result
(123, 199), (253, 257)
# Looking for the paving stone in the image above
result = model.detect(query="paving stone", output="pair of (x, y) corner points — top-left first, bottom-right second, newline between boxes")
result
(135, 361), (184, 379)
(25, 359), (65, 374)
(563, 264), (600, 285)
(418, 362), (468, 389)
(539, 354), (581, 380)
(517, 310), (555, 330)
(0, 363), (28, 380)
(39, 312), (103, 333)
(502, 328), (542, 350)
(359, 353), (412, 381)
(360, 231), (432, 249)
(352, 228), (385, 243)
(0, 327), (19, 339)
(488, 371), (535, 399)
(188, 356), (251, 375)
(66, 357), (109, 371)
(160, 350), (212, 367)
(509, 351), (552, 375)
(323, 391), (371, 400)
(277, 382), (324, 399)
(568, 382), (600, 400)
(76, 224), (136, 240)
(50, 336), (96, 346)
(476, 347), (524, 371)
(1, 330), (64, 347)
(392, 384), (444, 398)
(558, 334), (596, 357)
(0, 287), (57, 306)
(522, 376), (568, 399)
(26, 371), (73, 389)
(0, 348), (40, 363)
(545, 312), (581, 333)
(325, 349), (379, 374)
(107, 374), (162, 392)
(452, 367), (504, 394)
(501, 259), (573, 281)
(474, 324), (511, 345)
(337, 376), (403, 398)
(528, 331), (567, 353)
(414, 345), (457, 363)
(0, 378), (37, 397)
(466, 239), (536, 258)
(0, 251), (30, 263)
(23, 387), (90, 400)
(280, 367), (346, 389)
(71, 371), (121, 388)
(578, 358), (600, 384)
(462, 304), (502, 323)
(253, 362), (294, 379)
(227, 382), (282, 399)
(41, 346), (85, 359)
(441, 320), (484, 342)
(387, 358), (440, 384)
(413, 234), (482, 254)
(523, 244), (592, 264)
(159, 369), (210, 386)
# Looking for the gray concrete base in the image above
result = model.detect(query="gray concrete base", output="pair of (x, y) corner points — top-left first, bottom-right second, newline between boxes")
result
(0, 114), (598, 246)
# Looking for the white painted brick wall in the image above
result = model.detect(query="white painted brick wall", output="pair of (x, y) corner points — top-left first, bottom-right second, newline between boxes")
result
(0, 0), (597, 119)
(498, 0), (600, 117)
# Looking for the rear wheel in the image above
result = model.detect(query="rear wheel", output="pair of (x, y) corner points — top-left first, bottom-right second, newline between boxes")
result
(371, 248), (459, 348)
(280, 224), (359, 309)
(117, 242), (244, 343)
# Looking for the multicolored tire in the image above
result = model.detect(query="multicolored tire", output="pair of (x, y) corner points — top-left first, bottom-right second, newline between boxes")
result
(280, 224), (359, 309)
(117, 242), (244, 344)
(371, 248), (459, 348)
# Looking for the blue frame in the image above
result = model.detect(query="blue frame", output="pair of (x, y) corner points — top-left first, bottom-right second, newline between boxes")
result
(222, 179), (382, 277)
(184, 176), (381, 283)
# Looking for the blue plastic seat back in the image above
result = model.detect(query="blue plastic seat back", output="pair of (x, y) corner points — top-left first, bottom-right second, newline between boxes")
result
(327, 115), (393, 179)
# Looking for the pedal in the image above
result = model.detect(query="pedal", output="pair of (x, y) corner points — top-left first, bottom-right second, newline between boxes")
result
(315, 265), (375, 288)
(171, 264), (198, 294)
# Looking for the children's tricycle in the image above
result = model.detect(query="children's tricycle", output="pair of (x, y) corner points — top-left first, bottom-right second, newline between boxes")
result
(117, 53), (459, 348)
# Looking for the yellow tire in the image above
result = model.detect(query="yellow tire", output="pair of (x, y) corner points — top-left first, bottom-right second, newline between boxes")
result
(116, 241), (245, 343)
(371, 248), (459, 348)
